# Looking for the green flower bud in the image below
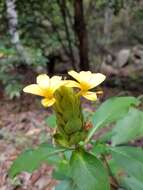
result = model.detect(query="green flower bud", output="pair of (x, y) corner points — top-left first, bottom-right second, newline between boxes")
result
(53, 86), (86, 147)
(69, 131), (87, 146)
(54, 133), (69, 148)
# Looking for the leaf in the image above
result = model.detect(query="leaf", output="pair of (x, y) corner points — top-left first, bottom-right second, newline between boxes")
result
(87, 96), (140, 142)
(70, 149), (110, 190)
(92, 96), (140, 128)
(55, 180), (79, 190)
(111, 108), (143, 146)
(53, 151), (72, 180)
(91, 143), (108, 156)
(9, 144), (64, 178)
(111, 146), (143, 182)
(122, 176), (143, 190)
(53, 159), (70, 180)
(45, 114), (56, 128)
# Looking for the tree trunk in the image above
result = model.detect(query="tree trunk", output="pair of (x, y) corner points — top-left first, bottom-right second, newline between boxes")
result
(74, 0), (89, 71)
(57, 0), (76, 69)
(104, 5), (113, 46)
(6, 0), (30, 64)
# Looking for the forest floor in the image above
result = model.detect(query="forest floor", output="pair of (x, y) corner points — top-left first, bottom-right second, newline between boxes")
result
(0, 86), (142, 190)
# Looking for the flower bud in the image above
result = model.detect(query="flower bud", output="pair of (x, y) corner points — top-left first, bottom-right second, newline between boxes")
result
(54, 86), (86, 147)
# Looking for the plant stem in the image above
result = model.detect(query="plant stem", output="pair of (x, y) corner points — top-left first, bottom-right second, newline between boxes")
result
(47, 147), (74, 157)
(84, 122), (102, 144)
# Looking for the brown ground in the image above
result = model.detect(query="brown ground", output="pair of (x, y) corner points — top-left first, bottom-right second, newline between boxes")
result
(0, 94), (58, 190)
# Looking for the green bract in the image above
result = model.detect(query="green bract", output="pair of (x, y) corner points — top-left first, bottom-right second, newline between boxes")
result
(54, 86), (86, 147)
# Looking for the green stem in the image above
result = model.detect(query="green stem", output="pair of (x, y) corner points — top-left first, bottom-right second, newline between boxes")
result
(84, 122), (102, 144)
(47, 147), (74, 157)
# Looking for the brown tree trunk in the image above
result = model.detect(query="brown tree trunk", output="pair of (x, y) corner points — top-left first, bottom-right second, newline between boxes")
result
(74, 0), (89, 71)
(57, 0), (76, 69)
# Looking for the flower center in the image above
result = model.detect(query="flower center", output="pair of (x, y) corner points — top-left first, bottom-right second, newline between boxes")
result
(80, 82), (91, 91)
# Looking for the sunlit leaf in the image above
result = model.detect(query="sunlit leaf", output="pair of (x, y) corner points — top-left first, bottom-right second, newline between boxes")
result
(70, 149), (110, 190)
(92, 96), (140, 128)
(111, 108), (143, 146)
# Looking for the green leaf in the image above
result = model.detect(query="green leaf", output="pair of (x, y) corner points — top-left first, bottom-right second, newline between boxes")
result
(53, 151), (72, 180)
(45, 114), (56, 128)
(86, 97), (140, 142)
(111, 146), (143, 182)
(122, 176), (143, 190)
(92, 96), (140, 128)
(111, 108), (143, 146)
(53, 159), (70, 180)
(9, 144), (64, 178)
(91, 142), (108, 156)
(108, 158), (123, 177)
(70, 149), (110, 190)
(55, 180), (79, 190)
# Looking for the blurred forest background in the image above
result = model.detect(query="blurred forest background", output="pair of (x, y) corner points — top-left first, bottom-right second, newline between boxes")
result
(0, 0), (143, 99)
(0, 0), (143, 189)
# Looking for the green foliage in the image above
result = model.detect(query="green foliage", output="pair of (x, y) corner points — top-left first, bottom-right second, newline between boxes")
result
(86, 96), (140, 142)
(54, 87), (86, 147)
(111, 108), (143, 146)
(24, 48), (47, 67)
(91, 142), (108, 156)
(55, 180), (79, 190)
(5, 81), (23, 99)
(9, 95), (143, 189)
(53, 159), (70, 180)
(9, 144), (65, 178)
(122, 176), (143, 190)
(45, 114), (57, 128)
(92, 96), (140, 128)
(70, 149), (110, 190)
(111, 146), (143, 183)
(0, 44), (46, 98)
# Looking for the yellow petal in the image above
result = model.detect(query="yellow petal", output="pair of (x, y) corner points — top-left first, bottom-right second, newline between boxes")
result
(50, 76), (63, 92)
(68, 70), (81, 81)
(79, 71), (92, 81)
(23, 84), (45, 96)
(41, 98), (56, 107)
(89, 73), (106, 89)
(36, 74), (50, 89)
(81, 91), (97, 101)
(63, 80), (81, 88)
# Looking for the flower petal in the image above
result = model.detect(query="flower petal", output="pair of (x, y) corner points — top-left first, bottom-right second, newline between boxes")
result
(64, 80), (81, 88)
(50, 76), (63, 92)
(68, 70), (81, 81)
(89, 73), (106, 89)
(79, 71), (92, 81)
(41, 98), (56, 107)
(37, 74), (50, 89)
(23, 84), (45, 96)
(81, 91), (97, 101)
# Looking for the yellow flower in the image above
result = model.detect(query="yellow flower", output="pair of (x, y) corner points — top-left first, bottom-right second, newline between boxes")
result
(23, 74), (63, 107)
(67, 70), (106, 101)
